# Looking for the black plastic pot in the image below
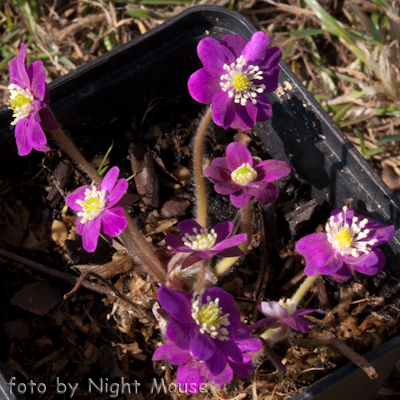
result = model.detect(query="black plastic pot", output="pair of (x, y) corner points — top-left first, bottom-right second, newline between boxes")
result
(0, 5), (400, 400)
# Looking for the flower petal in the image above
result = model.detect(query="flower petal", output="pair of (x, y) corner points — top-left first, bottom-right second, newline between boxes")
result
(101, 207), (127, 237)
(255, 160), (291, 182)
(157, 285), (193, 323)
(197, 37), (235, 77)
(229, 359), (254, 379)
(214, 181), (242, 195)
(230, 190), (253, 208)
(351, 248), (387, 276)
(217, 339), (243, 365)
(190, 329), (216, 361)
(220, 34), (247, 58)
(166, 317), (191, 350)
(236, 336), (263, 353)
(249, 317), (278, 332)
(247, 183), (277, 206)
(332, 263), (354, 282)
(292, 308), (325, 317)
(259, 64), (280, 94)
(188, 68), (221, 104)
(9, 43), (30, 89)
(213, 221), (233, 244)
(37, 108), (60, 130)
(226, 142), (253, 170)
(295, 233), (343, 276)
(230, 101), (257, 132)
(259, 47), (282, 74)
(212, 90), (235, 129)
(205, 346), (227, 376)
(217, 246), (245, 258)
(177, 219), (204, 237)
(14, 118), (32, 156)
(182, 254), (203, 269)
(176, 362), (205, 388)
(27, 114), (50, 153)
(258, 301), (287, 319)
(152, 343), (193, 365)
(204, 158), (232, 182)
(99, 166), (119, 194)
(241, 31), (270, 65)
(106, 179), (128, 208)
(116, 193), (139, 208)
(254, 93), (273, 123)
(209, 364), (234, 385)
(66, 186), (90, 211)
(27, 61), (46, 101)
(81, 218), (101, 253)
(213, 233), (247, 252)
(282, 315), (311, 333)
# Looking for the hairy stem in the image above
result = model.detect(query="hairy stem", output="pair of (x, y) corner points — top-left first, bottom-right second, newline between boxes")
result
(50, 128), (101, 184)
(50, 128), (166, 282)
(195, 259), (210, 294)
(291, 274), (320, 307)
(213, 201), (252, 278)
(193, 107), (212, 228)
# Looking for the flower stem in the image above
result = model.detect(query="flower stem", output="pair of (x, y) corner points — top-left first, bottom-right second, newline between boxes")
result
(212, 201), (252, 278)
(195, 259), (210, 294)
(50, 127), (166, 282)
(193, 107), (212, 228)
(291, 274), (320, 307)
(50, 128), (102, 184)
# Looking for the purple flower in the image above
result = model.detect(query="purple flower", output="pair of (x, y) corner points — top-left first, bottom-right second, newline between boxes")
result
(164, 220), (247, 269)
(295, 206), (396, 282)
(188, 32), (281, 131)
(251, 300), (324, 334)
(204, 142), (291, 208)
(7, 43), (59, 156)
(152, 286), (262, 387)
(65, 166), (138, 252)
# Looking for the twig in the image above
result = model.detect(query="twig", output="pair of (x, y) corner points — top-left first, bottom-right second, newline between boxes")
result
(290, 337), (378, 379)
(0, 248), (109, 295)
(64, 271), (155, 323)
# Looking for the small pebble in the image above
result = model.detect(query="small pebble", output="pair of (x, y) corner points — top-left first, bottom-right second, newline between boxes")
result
(161, 197), (191, 218)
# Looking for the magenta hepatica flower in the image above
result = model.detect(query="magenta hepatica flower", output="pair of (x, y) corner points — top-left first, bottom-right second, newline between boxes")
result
(188, 32), (281, 131)
(251, 300), (324, 334)
(8, 43), (59, 156)
(164, 220), (247, 269)
(65, 167), (137, 252)
(296, 206), (396, 282)
(204, 142), (291, 208)
(152, 286), (262, 387)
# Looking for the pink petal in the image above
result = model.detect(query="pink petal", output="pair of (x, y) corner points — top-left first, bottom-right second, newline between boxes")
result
(176, 362), (204, 388)
(259, 47), (282, 73)
(230, 191), (252, 208)
(27, 61), (46, 101)
(213, 233), (247, 252)
(99, 166), (119, 194)
(9, 43), (30, 89)
(197, 37), (235, 77)
(101, 207), (127, 237)
(259, 64), (280, 94)
(217, 246), (245, 258)
(332, 264), (354, 282)
(205, 346), (227, 376)
(258, 301), (288, 319)
(212, 90), (235, 129)
(177, 220), (204, 237)
(247, 183), (277, 206)
(230, 101), (257, 131)
(249, 317), (278, 332)
(166, 317), (191, 349)
(226, 142), (253, 170)
(182, 254), (203, 269)
(65, 186), (90, 211)
(213, 221), (233, 244)
(216, 339), (243, 365)
(81, 218), (101, 253)
(37, 108), (60, 130)
(106, 179), (128, 208)
(190, 329), (216, 361)
(152, 343), (193, 365)
(208, 363), (233, 385)
(157, 285), (193, 323)
(255, 159), (291, 182)
(229, 360), (253, 379)
(282, 315), (311, 333)
(116, 193), (139, 208)
(351, 248), (386, 276)
(188, 68), (221, 104)
(241, 32), (270, 65)
(15, 118), (33, 156)
(255, 93), (273, 122)
(220, 34), (248, 58)
(28, 115), (50, 152)
(214, 181), (242, 195)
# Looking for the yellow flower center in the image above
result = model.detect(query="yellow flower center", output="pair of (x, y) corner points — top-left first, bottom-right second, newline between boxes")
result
(335, 228), (352, 247)
(7, 84), (34, 126)
(326, 206), (378, 257)
(233, 73), (251, 91)
(191, 294), (230, 341)
(10, 94), (31, 108)
(182, 227), (217, 251)
(231, 162), (257, 185)
(83, 197), (101, 214)
(76, 186), (106, 223)
(199, 303), (221, 327)
(220, 55), (265, 106)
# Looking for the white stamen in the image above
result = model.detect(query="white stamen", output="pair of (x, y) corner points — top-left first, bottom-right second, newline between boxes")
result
(7, 84), (34, 125)
(220, 55), (265, 107)
(76, 186), (106, 223)
(182, 228), (217, 251)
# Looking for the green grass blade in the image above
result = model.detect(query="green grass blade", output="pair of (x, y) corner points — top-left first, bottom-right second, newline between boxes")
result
(289, 29), (325, 37)
(13, 0), (37, 39)
(98, 142), (114, 174)
(375, 135), (400, 146)
(354, 129), (366, 156)
(332, 103), (353, 124)
(303, 0), (355, 44)
(364, 146), (389, 156)
(58, 56), (76, 69)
